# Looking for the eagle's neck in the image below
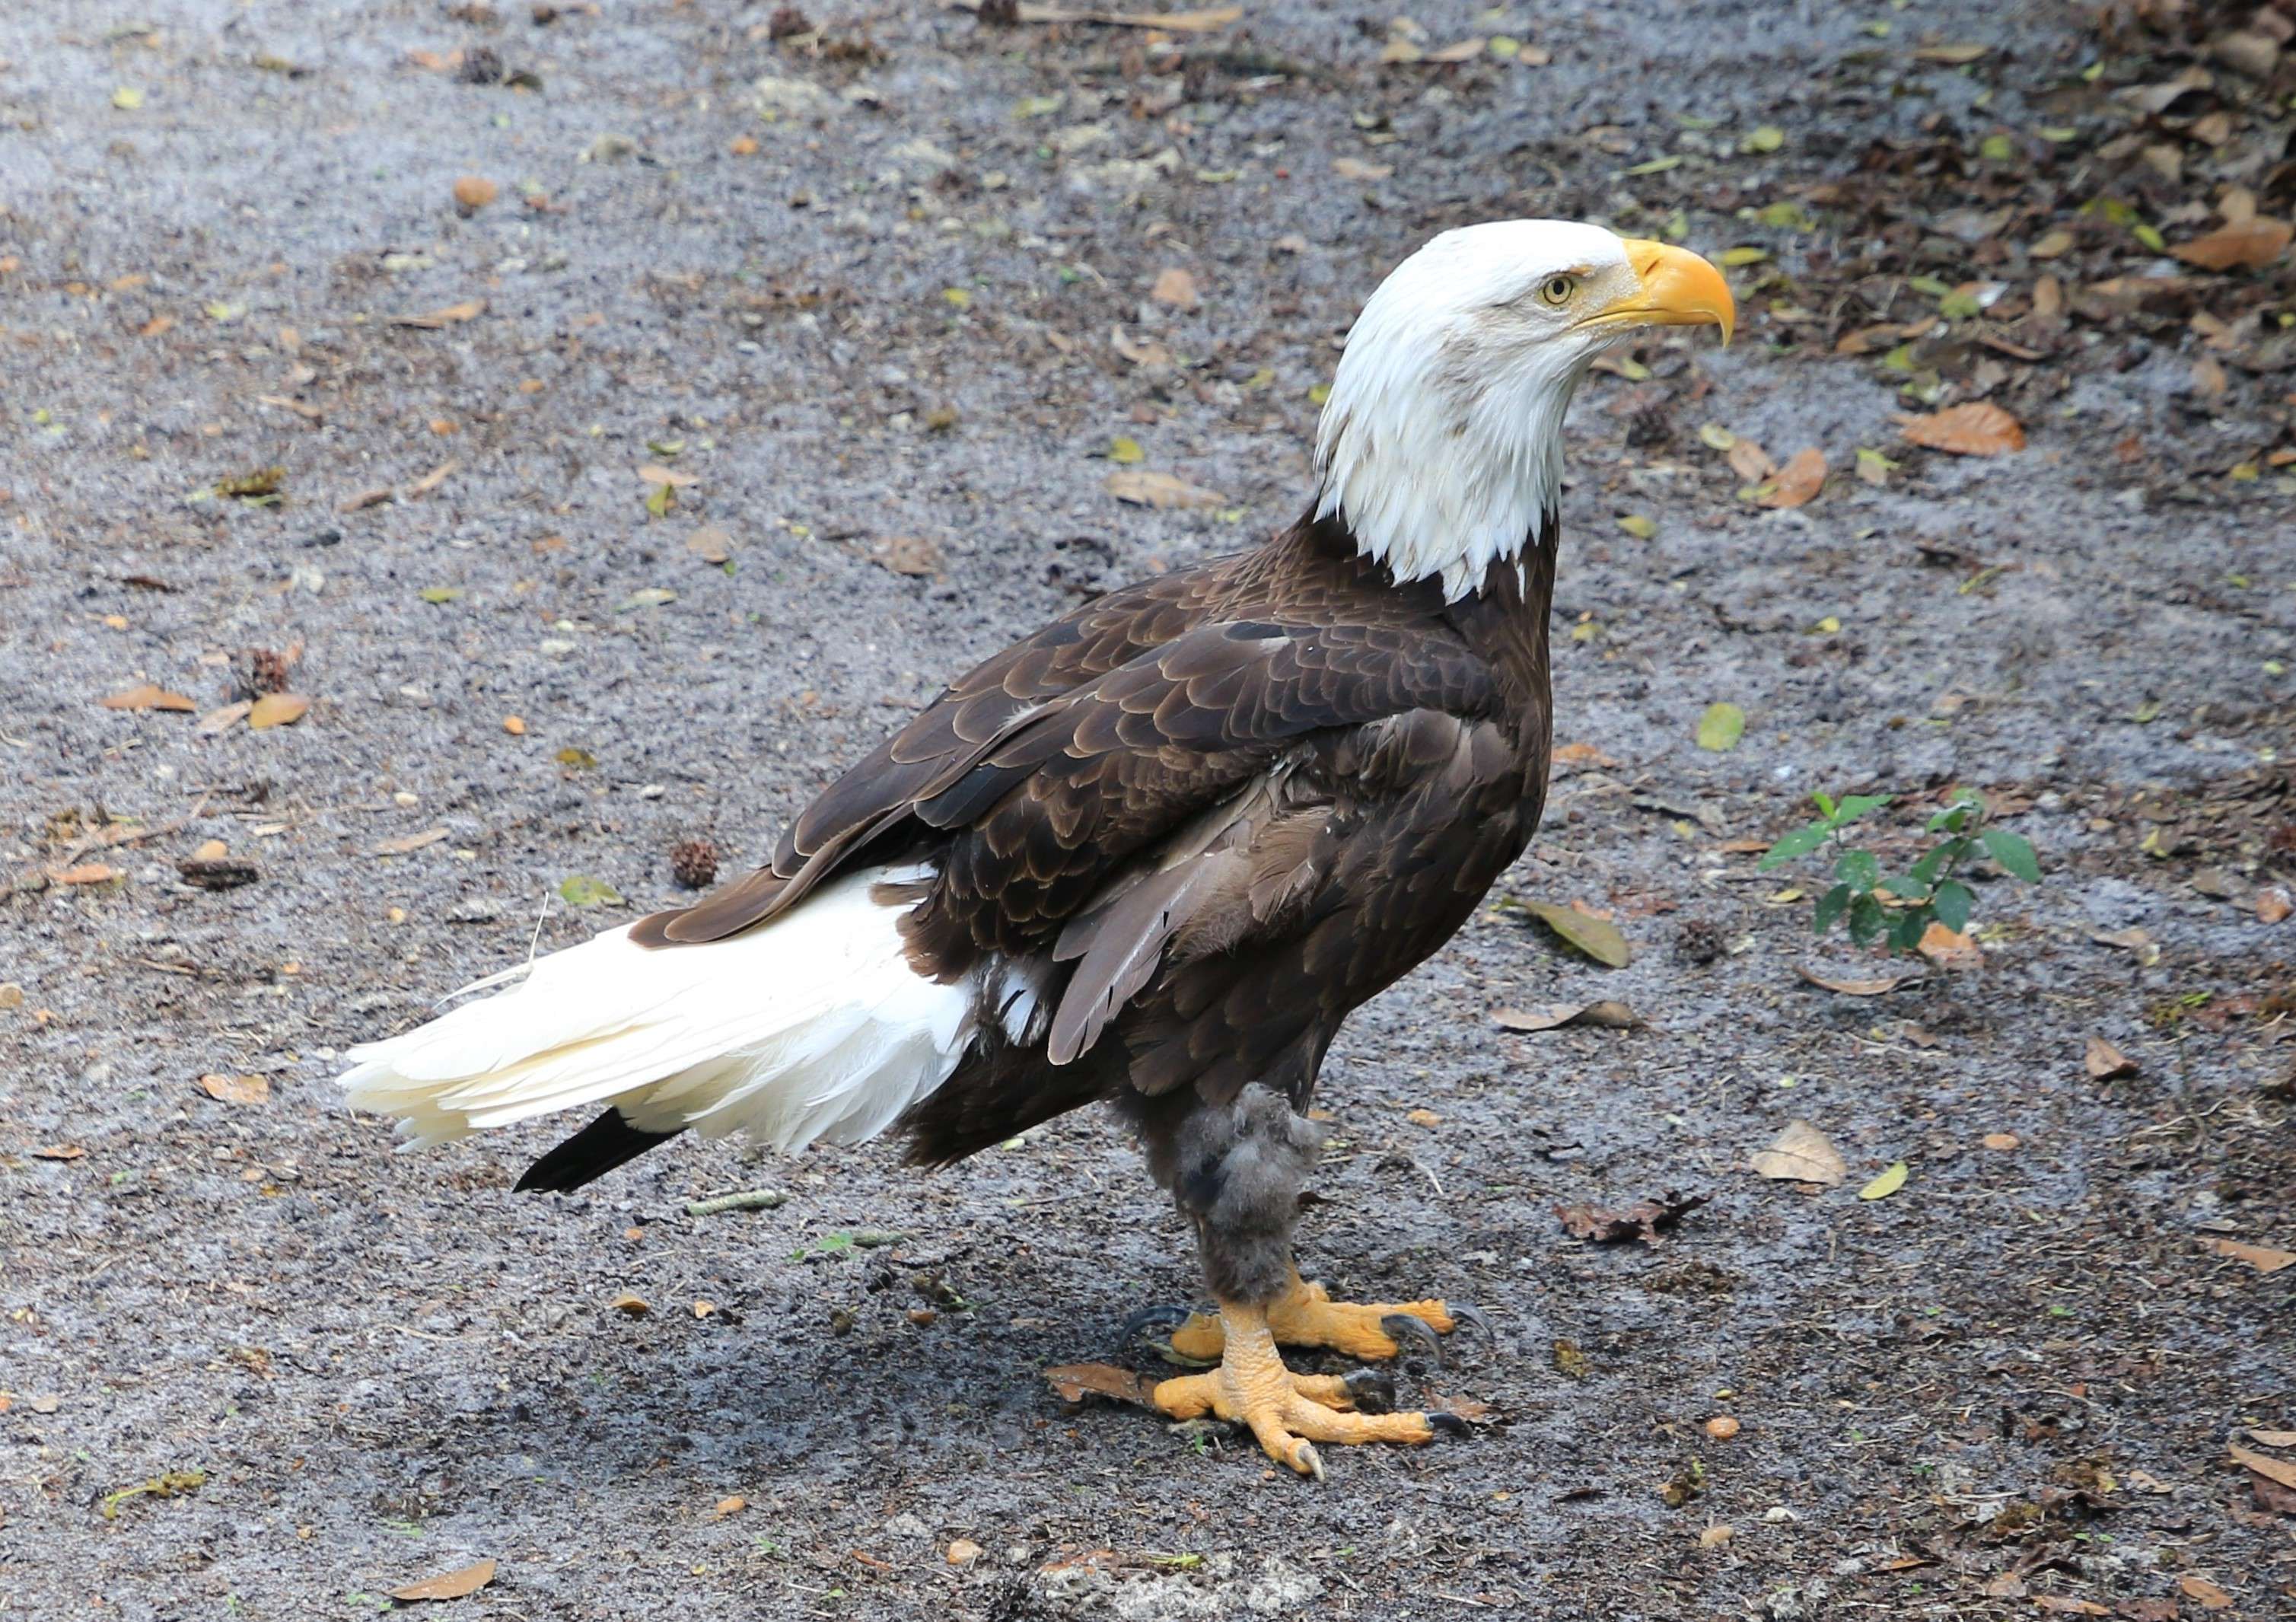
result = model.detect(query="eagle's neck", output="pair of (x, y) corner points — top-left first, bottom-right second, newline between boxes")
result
(1311, 346), (1589, 604)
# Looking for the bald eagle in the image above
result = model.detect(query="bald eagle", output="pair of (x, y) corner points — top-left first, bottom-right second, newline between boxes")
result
(340, 222), (1733, 1477)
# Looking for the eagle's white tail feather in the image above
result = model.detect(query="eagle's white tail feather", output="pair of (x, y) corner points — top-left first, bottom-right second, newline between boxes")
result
(339, 865), (974, 1156)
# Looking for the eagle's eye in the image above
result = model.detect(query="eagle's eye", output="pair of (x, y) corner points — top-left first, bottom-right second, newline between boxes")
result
(1537, 273), (1578, 308)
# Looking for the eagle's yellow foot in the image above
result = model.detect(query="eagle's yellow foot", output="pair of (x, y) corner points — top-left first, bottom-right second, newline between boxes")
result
(1162, 1274), (1480, 1363)
(1151, 1302), (1459, 1477)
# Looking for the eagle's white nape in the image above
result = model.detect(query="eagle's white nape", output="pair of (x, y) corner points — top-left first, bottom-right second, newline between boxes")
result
(1314, 221), (1702, 601)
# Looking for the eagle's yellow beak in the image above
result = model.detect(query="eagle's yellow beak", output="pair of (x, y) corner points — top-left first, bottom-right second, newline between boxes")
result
(1593, 241), (1735, 345)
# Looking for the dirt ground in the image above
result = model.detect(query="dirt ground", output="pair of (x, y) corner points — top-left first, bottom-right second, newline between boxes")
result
(3, 0), (2293, 1616)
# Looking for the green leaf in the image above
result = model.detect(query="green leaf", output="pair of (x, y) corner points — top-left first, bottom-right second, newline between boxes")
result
(1813, 882), (1852, 934)
(1517, 899), (1632, 968)
(1109, 436), (1145, 465)
(1833, 793), (1891, 824)
(419, 586), (464, 604)
(1616, 514), (1658, 540)
(1908, 843), (1955, 885)
(1931, 879), (1973, 935)
(558, 874), (623, 909)
(1835, 849), (1880, 892)
(1848, 893), (1886, 946)
(1742, 125), (1785, 154)
(1696, 702), (1745, 753)
(1759, 824), (1830, 869)
(1980, 827), (2041, 882)
(1858, 1162), (1909, 1200)
(1880, 875), (1931, 900)
(1810, 789), (1837, 819)
(1888, 910), (1929, 952)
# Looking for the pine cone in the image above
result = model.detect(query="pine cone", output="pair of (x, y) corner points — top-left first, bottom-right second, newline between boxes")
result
(670, 838), (720, 891)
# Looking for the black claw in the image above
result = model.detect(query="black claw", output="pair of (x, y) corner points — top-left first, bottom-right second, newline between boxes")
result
(1426, 1410), (1473, 1439)
(1446, 1302), (1495, 1340)
(1380, 1311), (1444, 1366)
(1341, 1367), (1396, 1412)
(1120, 1303), (1195, 1343)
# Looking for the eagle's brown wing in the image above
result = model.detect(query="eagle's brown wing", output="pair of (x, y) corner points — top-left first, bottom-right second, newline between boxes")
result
(633, 569), (1219, 948)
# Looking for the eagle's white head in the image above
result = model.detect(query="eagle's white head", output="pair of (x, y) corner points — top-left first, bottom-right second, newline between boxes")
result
(1314, 221), (1734, 601)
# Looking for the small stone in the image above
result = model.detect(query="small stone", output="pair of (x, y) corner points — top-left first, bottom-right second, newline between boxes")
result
(1699, 1525), (1734, 1549)
(0, 983), (22, 1011)
(713, 1495), (746, 1517)
(502, 714), (526, 735)
(946, 1538), (984, 1566)
(1705, 1414), (1741, 1440)
(454, 175), (499, 210)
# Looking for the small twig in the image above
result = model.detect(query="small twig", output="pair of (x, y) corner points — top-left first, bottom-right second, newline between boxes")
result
(685, 1188), (788, 1218)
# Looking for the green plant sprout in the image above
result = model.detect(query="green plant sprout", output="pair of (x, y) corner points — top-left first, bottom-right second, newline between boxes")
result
(1759, 789), (2040, 952)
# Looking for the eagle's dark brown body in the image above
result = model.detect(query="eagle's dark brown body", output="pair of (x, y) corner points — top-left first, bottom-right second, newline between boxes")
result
(527, 510), (1557, 1305)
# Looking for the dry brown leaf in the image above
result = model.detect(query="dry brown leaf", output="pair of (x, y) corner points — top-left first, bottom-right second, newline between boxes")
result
(1491, 999), (1641, 1032)
(1110, 327), (1173, 368)
(1516, 899), (1631, 967)
(2257, 887), (2291, 924)
(1405, 1107), (1441, 1126)
(1752, 446), (1826, 508)
(1796, 964), (1917, 996)
(103, 683), (195, 712)
(865, 535), (943, 577)
(196, 700), (253, 735)
(1005, 4), (1241, 31)
(1917, 922), (1982, 968)
(53, 863), (121, 886)
(1425, 37), (1485, 62)
(1333, 156), (1394, 182)
(2084, 1035), (2138, 1080)
(1148, 266), (1198, 309)
(1750, 1119), (1846, 1187)
(1913, 42), (1989, 63)
(2204, 1238), (2295, 1275)
(2177, 1575), (2234, 1611)
(32, 1144), (86, 1160)
(1555, 1191), (1708, 1243)
(638, 464), (698, 488)
(2230, 1439), (2296, 1492)
(339, 485), (395, 512)
(1043, 1362), (1160, 1407)
(373, 827), (449, 856)
(610, 1291), (650, 1317)
(247, 693), (310, 730)
(1550, 741), (1619, 770)
(686, 526), (734, 565)
(1725, 437), (1775, 482)
(2245, 1429), (2296, 1448)
(1103, 468), (1227, 509)
(2031, 1601), (2108, 1617)
(392, 298), (486, 330)
(198, 1072), (270, 1105)
(390, 1560), (497, 1603)
(713, 1495), (747, 1517)
(1982, 1132), (2021, 1151)
(2171, 216), (2291, 272)
(1900, 402), (2024, 456)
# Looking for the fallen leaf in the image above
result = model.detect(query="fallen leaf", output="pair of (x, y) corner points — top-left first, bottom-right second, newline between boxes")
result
(1000, 5), (1241, 31)
(2084, 1036), (2138, 1080)
(372, 827), (449, 856)
(1750, 1119), (1846, 1187)
(1750, 446), (1826, 508)
(1043, 1363), (1160, 1407)
(2204, 1238), (2295, 1275)
(559, 875), (623, 909)
(946, 1538), (985, 1566)
(2171, 217), (2291, 272)
(390, 1560), (497, 1603)
(1726, 438), (1775, 482)
(865, 535), (943, 577)
(1103, 469), (1228, 508)
(1551, 741), (1619, 770)
(1917, 922), (1981, 969)
(1858, 1161), (1909, 1200)
(406, 460), (458, 499)
(609, 1292), (650, 1317)
(1149, 266), (1198, 308)
(196, 700), (253, 735)
(1900, 402), (2024, 456)
(1405, 1107), (1441, 1126)
(1696, 702), (1744, 753)
(102, 683), (196, 712)
(1914, 42), (1989, 63)
(1982, 1132), (2021, 1150)
(247, 693), (310, 730)
(391, 299), (486, 330)
(713, 1495), (747, 1517)
(2245, 1429), (2296, 1448)
(32, 1144), (87, 1160)
(197, 1072), (269, 1105)
(1555, 1192), (1708, 1243)
(53, 864), (121, 886)
(178, 856), (259, 891)
(2177, 1575), (2234, 1611)
(1517, 900), (1631, 968)
(1491, 999), (1641, 1031)
(1332, 156), (1394, 182)
(2032, 1601), (2108, 1617)
(1796, 964), (1918, 996)
(686, 526), (734, 565)
(2257, 887), (2291, 924)
(1551, 1338), (1591, 1379)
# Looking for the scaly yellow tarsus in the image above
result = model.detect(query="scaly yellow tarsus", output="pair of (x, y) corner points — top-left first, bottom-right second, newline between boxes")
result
(1166, 1273), (1456, 1362)
(1152, 1301), (1438, 1477)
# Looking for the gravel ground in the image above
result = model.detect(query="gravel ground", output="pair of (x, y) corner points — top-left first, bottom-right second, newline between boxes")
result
(3, 1), (2293, 1617)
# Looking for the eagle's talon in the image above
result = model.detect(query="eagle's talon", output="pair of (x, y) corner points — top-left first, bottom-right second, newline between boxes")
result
(1446, 1301), (1495, 1343)
(1426, 1409), (1473, 1439)
(1122, 1303), (1196, 1341)
(1380, 1310), (1445, 1366)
